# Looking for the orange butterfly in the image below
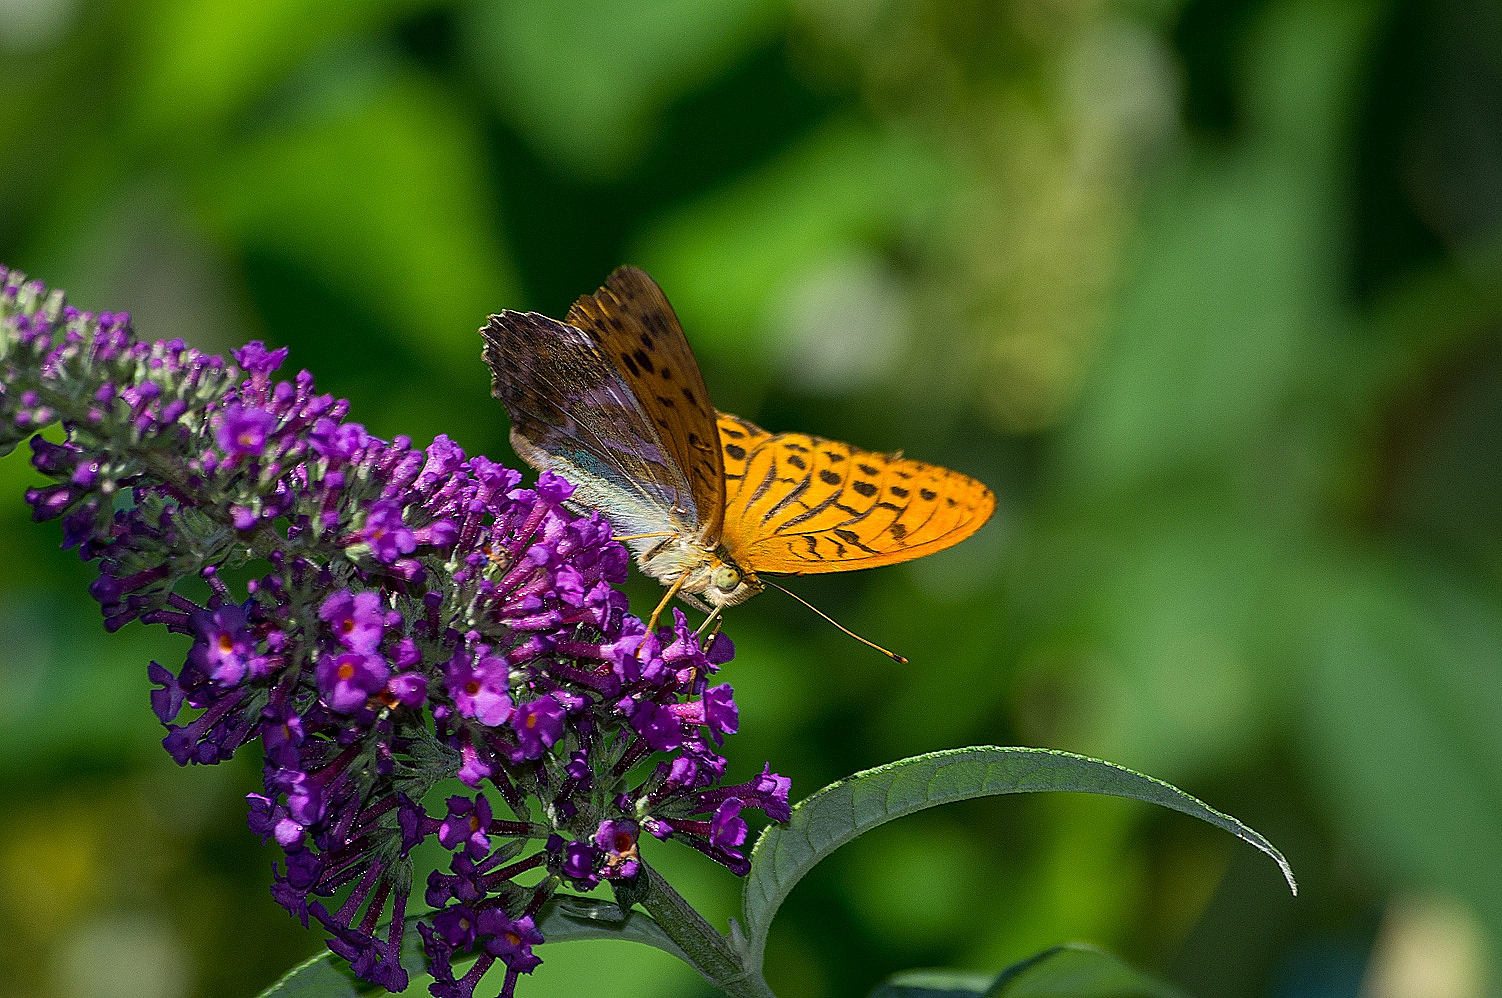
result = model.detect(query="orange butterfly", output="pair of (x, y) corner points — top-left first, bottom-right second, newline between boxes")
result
(481, 267), (994, 650)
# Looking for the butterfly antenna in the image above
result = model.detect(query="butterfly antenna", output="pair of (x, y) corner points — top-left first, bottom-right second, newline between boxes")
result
(765, 581), (908, 664)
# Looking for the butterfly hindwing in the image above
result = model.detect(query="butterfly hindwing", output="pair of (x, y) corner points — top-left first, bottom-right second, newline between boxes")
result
(717, 413), (995, 575)
(566, 266), (726, 540)
(482, 309), (699, 538)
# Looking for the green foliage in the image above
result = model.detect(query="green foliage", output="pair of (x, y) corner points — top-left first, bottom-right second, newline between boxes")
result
(741, 748), (1293, 974)
(870, 944), (1190, 998)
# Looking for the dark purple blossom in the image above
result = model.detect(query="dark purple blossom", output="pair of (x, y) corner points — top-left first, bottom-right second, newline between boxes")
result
(448, 649), (513, 726)
(595, 819), (642, 880)
(316, 651), (390, 712)
(187, 604), (260, 684)
(560, 840), (600, 888)
(510, 695), (565, 759)
(356, 500), (418, 562)
(710, 799), (749, 856)
(0, 267), (790, 998)
(319, 590), (385, 654)
(438, 795), (494, 860)
(216, 402), (275, 457)
(479, 910), (544, 973)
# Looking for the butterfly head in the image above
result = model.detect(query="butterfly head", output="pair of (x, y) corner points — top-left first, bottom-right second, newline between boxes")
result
(632, 534), (763, 610)
(703, 551), (762, 609)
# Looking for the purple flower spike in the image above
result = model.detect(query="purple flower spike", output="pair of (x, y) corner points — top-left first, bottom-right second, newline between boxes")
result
(0, 269), (793, 998)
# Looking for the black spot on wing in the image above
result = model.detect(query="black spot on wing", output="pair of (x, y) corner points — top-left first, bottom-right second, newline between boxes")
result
(786, 453), (807, 470)
(890, 485), (909, 498)
(851, 481), (877, 497)
(920, 488), (937, 501)
(858, 463), (879, 476)
(819, 469), (841, 486)
(833, 528), (880, 554)
(725, 443), (747, 461)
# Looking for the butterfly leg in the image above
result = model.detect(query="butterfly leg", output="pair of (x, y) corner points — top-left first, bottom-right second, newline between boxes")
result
(646, 571), (690, 634)
(694, 605), (724, 641)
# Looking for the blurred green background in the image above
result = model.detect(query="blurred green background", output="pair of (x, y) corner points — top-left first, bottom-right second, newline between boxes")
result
(2, 0), (1500, 996)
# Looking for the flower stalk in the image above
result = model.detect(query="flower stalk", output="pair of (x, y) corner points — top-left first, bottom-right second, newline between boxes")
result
(640, 863), (777, 998)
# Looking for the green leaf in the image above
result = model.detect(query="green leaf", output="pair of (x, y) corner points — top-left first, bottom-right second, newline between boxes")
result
(536, 894), (693, 964)
(868, 969), (993, 998)
(742, 746), (1296, 972)
(867, 945), (1188, 998)
(256, 898), (689, 997)
(985, 943), (1189, 997)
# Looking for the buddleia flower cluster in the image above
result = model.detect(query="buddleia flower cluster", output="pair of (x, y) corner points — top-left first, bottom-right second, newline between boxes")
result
(0, 267), (790, 998)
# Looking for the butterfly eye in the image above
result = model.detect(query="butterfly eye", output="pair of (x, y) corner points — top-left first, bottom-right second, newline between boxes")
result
(713, 565), (741, 592)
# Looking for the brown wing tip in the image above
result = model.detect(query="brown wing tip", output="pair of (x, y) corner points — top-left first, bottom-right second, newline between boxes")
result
(480, 311), (551, 397)
(608, 264), (654, 286)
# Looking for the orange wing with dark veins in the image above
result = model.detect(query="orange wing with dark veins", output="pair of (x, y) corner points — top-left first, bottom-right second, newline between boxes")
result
(717, 413), (996, 575)
(566, 266), (726, 539)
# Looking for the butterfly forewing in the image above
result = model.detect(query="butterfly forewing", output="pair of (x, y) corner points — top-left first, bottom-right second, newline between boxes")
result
(482, 310), (700, 538)
(717, 413), (995, 575)
(565, 266), (725, 539)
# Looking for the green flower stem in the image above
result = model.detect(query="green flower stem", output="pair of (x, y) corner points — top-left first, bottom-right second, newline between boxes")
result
(640, 863), (776, 998)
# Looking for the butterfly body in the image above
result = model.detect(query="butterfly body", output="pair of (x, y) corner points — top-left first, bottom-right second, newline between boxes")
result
(482, 266), (994, 628)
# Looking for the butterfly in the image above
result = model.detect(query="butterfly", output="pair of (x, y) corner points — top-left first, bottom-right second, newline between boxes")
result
(481, 266), (995, 650)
